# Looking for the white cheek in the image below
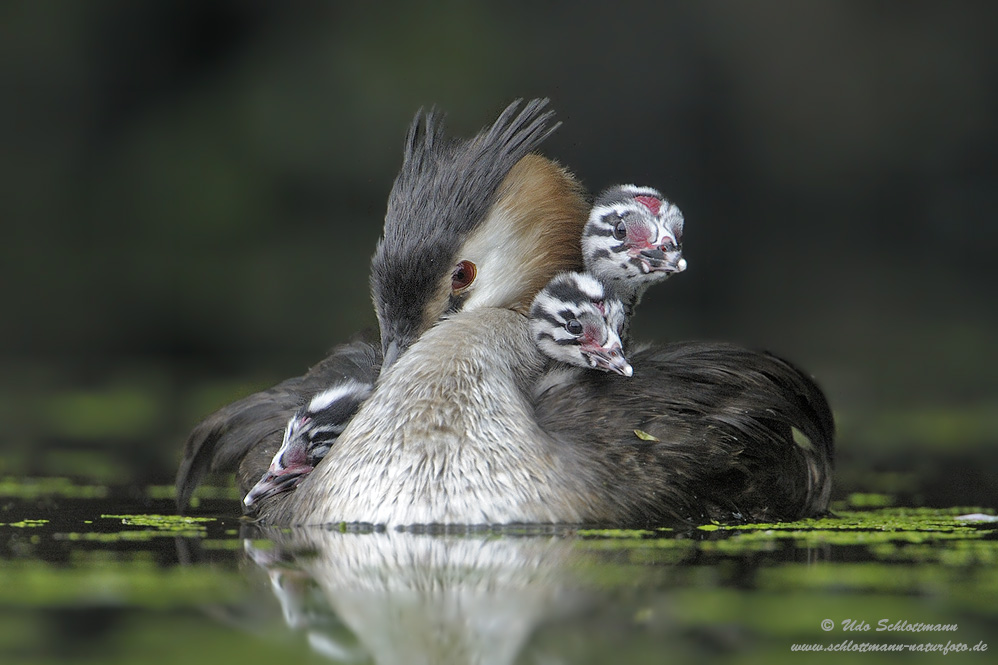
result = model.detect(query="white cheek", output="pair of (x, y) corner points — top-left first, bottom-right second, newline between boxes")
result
(461, 208), (538, 311)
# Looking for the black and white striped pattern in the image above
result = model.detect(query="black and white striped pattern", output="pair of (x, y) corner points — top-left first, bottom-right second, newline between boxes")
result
(581, 184), (686, 313)
(244, 379), (372, 506)
(529, 272), (632, 376)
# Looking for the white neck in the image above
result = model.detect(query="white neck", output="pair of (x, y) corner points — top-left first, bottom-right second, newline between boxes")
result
(283, 308), (600, 526)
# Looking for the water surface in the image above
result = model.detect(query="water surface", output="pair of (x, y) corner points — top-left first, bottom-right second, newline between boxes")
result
(2, 478), (995, 665)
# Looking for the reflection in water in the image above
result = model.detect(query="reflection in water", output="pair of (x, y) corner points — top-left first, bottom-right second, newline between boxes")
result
(242, 528), (596, 665)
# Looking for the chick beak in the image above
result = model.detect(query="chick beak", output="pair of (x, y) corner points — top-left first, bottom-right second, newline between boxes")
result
(243, 463), (313, 507)
(639, 248), (686, 274)
(583, 342), (634, 377)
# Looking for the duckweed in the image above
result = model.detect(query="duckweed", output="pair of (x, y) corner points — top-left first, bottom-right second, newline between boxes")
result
(54, 514), (220, 540)
(566, 506), (998, 574)
(101, 514), (216, 528)
(1, 519), (49, 528)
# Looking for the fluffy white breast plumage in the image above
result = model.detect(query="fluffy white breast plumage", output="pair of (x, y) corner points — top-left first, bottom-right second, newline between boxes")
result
(270, 308), (602, 525)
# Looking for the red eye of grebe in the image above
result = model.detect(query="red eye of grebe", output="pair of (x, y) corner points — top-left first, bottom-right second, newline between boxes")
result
(451, 260), (477, 292)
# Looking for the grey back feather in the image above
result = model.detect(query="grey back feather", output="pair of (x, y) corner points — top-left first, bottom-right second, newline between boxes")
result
(534, 342), (835, 523)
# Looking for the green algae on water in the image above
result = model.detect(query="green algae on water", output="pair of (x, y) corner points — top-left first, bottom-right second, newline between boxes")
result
(51, 514), (220, 543)
(570, 507), (997, 564)
(0, 519), (49, 528)
(101, 514), (216, 528)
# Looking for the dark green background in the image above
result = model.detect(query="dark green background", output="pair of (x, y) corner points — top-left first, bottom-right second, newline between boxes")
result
(1, 1), (995, 502)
